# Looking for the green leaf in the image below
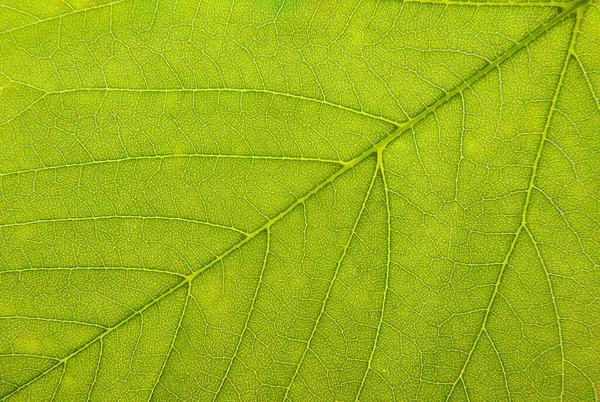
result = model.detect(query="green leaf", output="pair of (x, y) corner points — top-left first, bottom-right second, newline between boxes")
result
(0, 0), (598, 400)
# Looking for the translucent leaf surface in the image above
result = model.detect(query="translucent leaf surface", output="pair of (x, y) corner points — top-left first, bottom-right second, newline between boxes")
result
(0, 0), (598, 400)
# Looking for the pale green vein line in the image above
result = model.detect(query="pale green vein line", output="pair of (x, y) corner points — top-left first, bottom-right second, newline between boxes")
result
(85, 341), (103, 402)
(463, 379), (472, 402)
(0, 353), (60, 361)
(0, 3), (587, 396)
(0, 92), (47, 126)
(0, 267), (186, 278)
(572, 52), (600, 111)
(533, 187), (597, 265)
(50, 363), (66, 402)
(0, 5), (39, 21)
(0, 154), (345, 178)
(0, 316), (106, 329)
(444, 9), (581, 399)
(212, 229), (271, 402)
(0, 87), (401, 127)
(282, 159), (379, 401)
(486, 330), (511, 401)
(0, 74), (46, 93)
(525, 225), (565, 399)
(0, 0), (128, 35)
(566, 360), (599, 400)
(147, 282), (191, 402)
(355, 150), (391, 402)
(455, 94), (467, 201)
(0, 215), (248, 236)
(401, 0), (569, 6)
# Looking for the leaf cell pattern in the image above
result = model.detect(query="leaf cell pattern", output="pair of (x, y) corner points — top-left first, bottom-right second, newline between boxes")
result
(0, 0), (599, 401)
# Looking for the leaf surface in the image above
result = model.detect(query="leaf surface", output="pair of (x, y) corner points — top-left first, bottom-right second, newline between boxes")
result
(0, 0), (598, 400)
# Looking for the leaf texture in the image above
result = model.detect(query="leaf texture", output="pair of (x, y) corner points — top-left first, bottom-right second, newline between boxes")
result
(0, 0), (598, 401)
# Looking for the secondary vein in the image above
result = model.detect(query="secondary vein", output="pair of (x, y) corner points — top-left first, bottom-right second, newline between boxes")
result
(444, 8), (583, 399)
